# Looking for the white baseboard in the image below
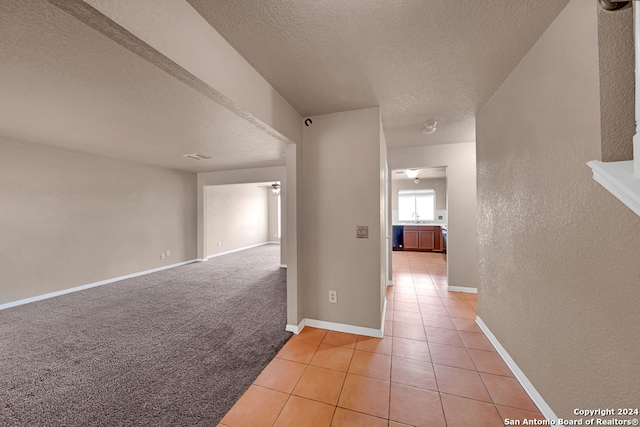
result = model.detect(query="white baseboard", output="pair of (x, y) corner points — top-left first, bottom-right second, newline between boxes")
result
(387, 280), (393, 286)
(279, 264), (287, 269)
(447, 286), (478, 294)
(380, 297), (388, 336)
(267, 241), (281, 245)
(0, 259), (199, 311)
(206, 242), (271, 259)
(286, 319), (305, 334)
(475, 316), (559, 423)
(287, 317), (384, 338)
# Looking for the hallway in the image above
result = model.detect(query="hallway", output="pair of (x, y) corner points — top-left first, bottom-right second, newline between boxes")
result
(219, 251), (545, 426)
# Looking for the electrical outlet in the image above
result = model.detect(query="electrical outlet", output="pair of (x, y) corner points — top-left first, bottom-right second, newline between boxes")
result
(166, 250), (171, 257)
(328, 290), (337, 304)
(217, 241), (222, 247)
(160, 253), (165, 260)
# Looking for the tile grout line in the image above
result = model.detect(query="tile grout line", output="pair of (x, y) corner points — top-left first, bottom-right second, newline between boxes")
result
(229, 251), (541, 426)
(419, 255), (451, 426)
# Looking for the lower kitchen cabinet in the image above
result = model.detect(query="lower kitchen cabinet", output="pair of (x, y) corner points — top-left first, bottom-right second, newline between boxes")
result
(403, 225), (442, 252)
(419, 228), (435, 250)
(403, 226), (419, 250)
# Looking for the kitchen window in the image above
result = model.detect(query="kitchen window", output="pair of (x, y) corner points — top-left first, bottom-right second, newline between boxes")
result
(398, 189), (435, 222)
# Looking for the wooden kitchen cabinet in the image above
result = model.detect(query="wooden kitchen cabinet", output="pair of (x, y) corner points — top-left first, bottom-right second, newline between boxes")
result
(419, 228), (435, 250)
(403, 226), (419, 250)
(403, 225), (442, 252)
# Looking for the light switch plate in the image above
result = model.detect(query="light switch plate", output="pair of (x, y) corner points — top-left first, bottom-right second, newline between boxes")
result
(356, 226), (368, 238)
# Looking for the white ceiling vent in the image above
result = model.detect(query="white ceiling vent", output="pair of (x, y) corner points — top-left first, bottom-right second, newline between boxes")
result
(182, 153), (212, 161)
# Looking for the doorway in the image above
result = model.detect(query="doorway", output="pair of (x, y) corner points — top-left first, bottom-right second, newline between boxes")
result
(390, 167), (448, 282)
(203, 182), (282, 262)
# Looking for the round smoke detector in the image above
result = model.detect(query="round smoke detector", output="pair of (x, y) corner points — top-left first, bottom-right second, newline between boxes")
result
(423, 121), (437, 134)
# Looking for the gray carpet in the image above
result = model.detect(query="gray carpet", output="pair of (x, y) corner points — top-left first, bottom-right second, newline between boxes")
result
(0, 244), (291, 426)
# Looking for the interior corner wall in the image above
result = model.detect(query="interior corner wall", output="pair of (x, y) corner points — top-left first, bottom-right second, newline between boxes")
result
(598, 2), (635, 162)
(379, 117), (389, 319)
(267, 192), (281, 243)
(0, 137), (197, 305)
(284, 143), (302, 326)
(476, 0), (640, 416)
(204, 183), (269, 257)
(388, 142), (478, 290)
(302, 107), (383, 330)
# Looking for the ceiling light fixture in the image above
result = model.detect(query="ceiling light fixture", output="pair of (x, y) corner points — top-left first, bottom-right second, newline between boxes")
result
(423, 121), (437, 134)
(182, 153), (212, 160)
(405, 169), (419, 179)
(271, 183), (281, 196)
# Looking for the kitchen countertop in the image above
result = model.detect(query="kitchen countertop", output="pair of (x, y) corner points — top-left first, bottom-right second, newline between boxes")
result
(393, 223), (446, 227)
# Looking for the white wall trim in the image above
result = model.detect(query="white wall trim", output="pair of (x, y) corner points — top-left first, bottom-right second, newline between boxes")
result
(267, 241), (281, 245)
(206, 242), (270, 259)
(304, 319), (383, 338)
(476, 316), (559, 423)
(286, 319), (306, 334)
(287, 318), (383, 338)
(279, 264), (287, 269)
(447, 286), (478, 294)
(585, 2), (640, 217)
(587, 160), (640, 217)
(0, 259), (199, 311)
(287, 298), (388, 338)
(387, 280), (393, 286)
(380, 297), (388, 336)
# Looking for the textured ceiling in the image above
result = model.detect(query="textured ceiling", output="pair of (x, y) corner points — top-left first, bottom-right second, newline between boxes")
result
(187, 0), (571, 148)
(0, 0), (286, 173)
(0, 0), (572, 174)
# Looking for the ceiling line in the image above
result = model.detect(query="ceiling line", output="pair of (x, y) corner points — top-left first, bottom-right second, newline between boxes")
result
(45, 0), (296, 147)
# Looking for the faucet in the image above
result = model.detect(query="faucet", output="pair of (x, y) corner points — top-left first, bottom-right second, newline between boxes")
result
(412, 212), (420, 223)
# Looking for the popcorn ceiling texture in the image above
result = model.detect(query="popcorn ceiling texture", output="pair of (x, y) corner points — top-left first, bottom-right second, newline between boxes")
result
(476, 0), (640, 417)
(0, 0), (293, 174)
(187, 0), (570, 148)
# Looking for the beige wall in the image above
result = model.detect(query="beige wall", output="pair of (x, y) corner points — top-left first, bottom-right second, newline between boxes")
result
(0, 137), (197, 305)
(379, 118), (389, 318)
(268, 191), (281, 243)
(302, 107), (384, 330)
(204, 183), (269, 257)
(197, 167), (285, 260)
(388, 142), (477, 289)
(285, 143), (303, 326)
(392, 177), (447, 212)
(476, 0), (640, 416)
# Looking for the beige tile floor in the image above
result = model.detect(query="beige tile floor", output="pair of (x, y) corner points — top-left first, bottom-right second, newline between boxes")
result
(219, 251), (545, 426)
